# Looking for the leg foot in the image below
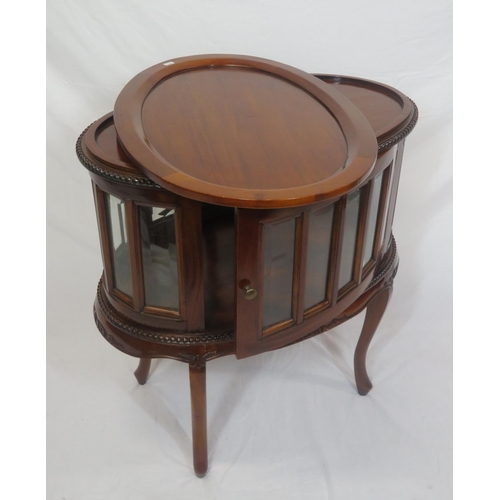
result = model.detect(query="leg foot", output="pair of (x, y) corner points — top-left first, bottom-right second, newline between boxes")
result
(189, 361), (208, 477)
(134, 358), (152, 385)
(354, 285), (392, 395)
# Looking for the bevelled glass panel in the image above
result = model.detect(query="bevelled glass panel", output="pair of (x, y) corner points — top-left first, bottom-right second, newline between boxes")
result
(362, 173), (383, 267)
(107, 194), (133, 297)
(338, 190), (361, 290)
(304, 204), (334, 310)
(139, 206), (179, 311)
(262, 217), (296, 329)
(382, 167), (395, 253)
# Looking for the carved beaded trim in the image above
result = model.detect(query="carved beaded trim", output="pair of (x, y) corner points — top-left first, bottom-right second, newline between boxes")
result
(75, 124), (162, 189)
(77, 99), (417, 188)
(377, 100), (419, 153)
(96, 279), (234, 345)
(94, 309), (125, 350)
(368, 234), (398, 288)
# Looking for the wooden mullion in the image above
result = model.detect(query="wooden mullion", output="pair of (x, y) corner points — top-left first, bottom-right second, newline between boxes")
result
(92, 183), (114, 292)
(353, 185), (371, 285)
(180, 199), (205, 331)
(125, 199), (145, 311)
(332, 196), (347, 302)
(235, 208), (262, 356)
(325, 201), (341, 305)
(373, 165), (393, 261)
(295, 211), (309, 325)
(382, 141), (405, 252)
(262, 318), (296, 338)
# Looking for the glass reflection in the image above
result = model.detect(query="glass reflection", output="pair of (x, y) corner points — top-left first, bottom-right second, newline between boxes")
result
(338, 190), (361, 290)
(139, 206), (179, 311)
(262, 217), (296, 329)
(106, 194), (133, 297)
(304, 204), (334, 310)
(362, 173), (383, 267)
(381, 167), (394, 253)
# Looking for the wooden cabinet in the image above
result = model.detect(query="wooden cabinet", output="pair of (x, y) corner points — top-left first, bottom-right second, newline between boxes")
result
(76, 55), (418, 477)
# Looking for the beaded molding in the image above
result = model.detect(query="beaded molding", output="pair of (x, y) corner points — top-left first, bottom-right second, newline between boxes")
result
(95, 279), (234, 346)
(75, 124), (162, 189)
(76, 98), (418, 188)
(94, 310), (125, 350)
(377, 100), (419, 153)
(368, 234), (398, 288)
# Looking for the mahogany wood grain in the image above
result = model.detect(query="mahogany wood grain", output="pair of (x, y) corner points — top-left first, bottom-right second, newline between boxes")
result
(354, 285), (393, 395)
(295, 211), (310, 325)
(189, 362), (208, 477)
(92, 183), (114, 294)
(134, 358), (151, 385)
(113, 55), (378, 208)
(382, 141), (406, 252)
(315, 74), (414, 145)
(77, 67), (418, 477)
(125, 199), (145, 311)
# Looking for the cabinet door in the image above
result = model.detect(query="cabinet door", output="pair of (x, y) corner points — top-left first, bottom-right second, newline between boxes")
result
(235, 157), (397, 358)
(235, 204), (339, 358)
(93, 182), (204, 331)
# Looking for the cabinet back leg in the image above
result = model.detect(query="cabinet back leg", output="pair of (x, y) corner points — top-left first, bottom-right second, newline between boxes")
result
(134, 358), (152, 385)
(189, 361), (208, 477)
(354, 285), (392, 395)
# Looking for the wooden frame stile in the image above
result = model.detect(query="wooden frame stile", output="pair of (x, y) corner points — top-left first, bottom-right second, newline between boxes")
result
(359, 166), (393, 280)
(235, 207), (262, 358)
(367, 163), (394, 271)
(329, 196), (347, 305)
(382, 141), (405, 252)
(178, 198), (205, 332)
(294, 211), (309, 325)
(125, 199), (146, 312)
(337, 186), (371, 299)
(92, 182), (114, 294)
(353, 185), (372, 285)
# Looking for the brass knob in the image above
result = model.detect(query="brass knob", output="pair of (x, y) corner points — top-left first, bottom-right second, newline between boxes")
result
(243, 285), (257, 300)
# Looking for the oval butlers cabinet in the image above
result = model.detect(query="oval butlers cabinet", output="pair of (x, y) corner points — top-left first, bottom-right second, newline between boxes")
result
(76, 55), (418, 477)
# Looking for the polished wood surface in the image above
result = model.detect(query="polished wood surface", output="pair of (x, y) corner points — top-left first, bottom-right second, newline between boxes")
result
(189, 362), (208, 477)
(354, 285), (393, 395)
(133, 358), (151, 385)
(76, 66), (418, 477)
(113, 55), (378, 208)
(315, 74), (414, 145)
(141, 68), (348, 189)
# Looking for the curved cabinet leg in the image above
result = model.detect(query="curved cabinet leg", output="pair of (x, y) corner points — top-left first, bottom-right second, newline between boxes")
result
(189, 361), (208, 477)
(354, 285), (392, 396)
(134, 358), (152, 385)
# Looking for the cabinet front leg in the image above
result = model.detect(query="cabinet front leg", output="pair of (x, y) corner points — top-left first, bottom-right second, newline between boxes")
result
(354, 285), (392, 396)
(189, 361), (208, 477)
(134, 358), (152, 385)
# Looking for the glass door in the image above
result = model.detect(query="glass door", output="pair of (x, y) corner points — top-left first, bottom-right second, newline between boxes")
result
(93, 183), (205, 332)
(235, 203), (341, 358)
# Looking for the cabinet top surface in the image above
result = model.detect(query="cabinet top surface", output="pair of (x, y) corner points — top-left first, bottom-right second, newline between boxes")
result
(113, 55), (378, 208)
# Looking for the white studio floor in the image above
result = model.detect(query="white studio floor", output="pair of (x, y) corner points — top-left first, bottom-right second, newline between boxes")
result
(47, 1), (452, 498)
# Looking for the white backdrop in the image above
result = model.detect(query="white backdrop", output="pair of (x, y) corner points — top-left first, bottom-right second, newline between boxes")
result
(47, 1), (452, 498)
